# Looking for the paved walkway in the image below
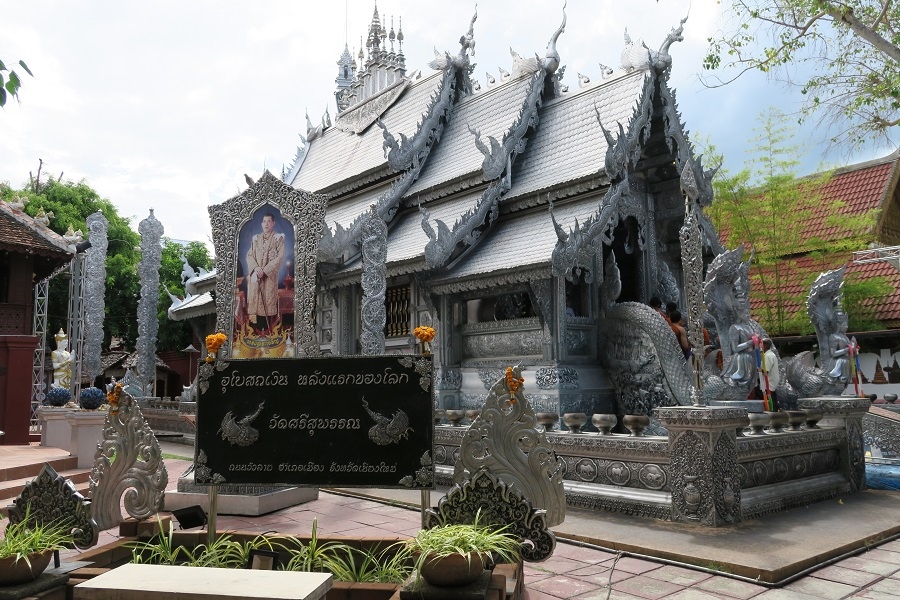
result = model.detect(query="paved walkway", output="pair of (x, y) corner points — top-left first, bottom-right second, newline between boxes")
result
(68, 450), (900, 600)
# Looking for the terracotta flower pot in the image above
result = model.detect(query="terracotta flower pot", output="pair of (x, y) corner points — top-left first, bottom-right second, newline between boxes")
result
(418, 551), (485, 587)
(0, 549), (53, 586)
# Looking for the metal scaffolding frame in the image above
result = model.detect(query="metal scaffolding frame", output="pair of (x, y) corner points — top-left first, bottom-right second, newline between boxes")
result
(852, 245), (900, 271)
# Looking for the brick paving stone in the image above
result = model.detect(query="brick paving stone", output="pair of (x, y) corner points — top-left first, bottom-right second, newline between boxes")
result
(573, 590), (649, 600)
(865, 549), (900, 566)
(864, 577), (900, 595)
(878, 539), (900, 552)
(835, 555), (900, 577)
(522, 590), (562, 600)
(607, 556), (664, 575)
(610, 574), (686, 599)
(536, 555), (596, 575)
(849, 591), (900, 600)
(750, 589), (823, 599)
(568, 564), (612, 577)
(695, 576), (769, 599)
(554, 544), (619, 563)
(783, 574), (858, 599)
(642, 564), (714, 586)
(528, 575), (601, 598)
(809, 564), (883, 587)
(663, 590), (740, 600)
(582, 568), (639, 587)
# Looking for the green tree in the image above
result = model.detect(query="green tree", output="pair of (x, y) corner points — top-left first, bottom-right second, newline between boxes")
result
(704, 0), (900, 148)
(1, 176), (141, 346)
(157, 239), (214, 351)
(706, 107), (886, 334)
(0, 58), (32, 107)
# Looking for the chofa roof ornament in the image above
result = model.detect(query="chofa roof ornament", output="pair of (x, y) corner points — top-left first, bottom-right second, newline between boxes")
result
(620, 15), (688, 75)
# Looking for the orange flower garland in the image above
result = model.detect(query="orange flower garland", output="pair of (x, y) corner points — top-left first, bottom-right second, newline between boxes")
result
(107, 382), (123, 411)
(205, 332), (228, 363)
(505, 367), (524, 404)
(414, 325), (436, 355)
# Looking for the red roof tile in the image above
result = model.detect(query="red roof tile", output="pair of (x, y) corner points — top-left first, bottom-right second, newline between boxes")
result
(717, 153), (900, 335)
(0, 200), (73, 260)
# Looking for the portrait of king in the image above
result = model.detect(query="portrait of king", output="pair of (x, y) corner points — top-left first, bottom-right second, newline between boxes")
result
(233, 204), (296, 358)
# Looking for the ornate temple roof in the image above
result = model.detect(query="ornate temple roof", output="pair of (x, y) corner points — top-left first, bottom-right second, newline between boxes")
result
(0, 199), (74, 279)
(291, 71), (443, 194)
(507, 71), (649, 200)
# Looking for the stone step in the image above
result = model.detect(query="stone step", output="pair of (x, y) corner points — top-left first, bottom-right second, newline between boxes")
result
(0, 454), (78, 483)
(0, 467), (92, 504)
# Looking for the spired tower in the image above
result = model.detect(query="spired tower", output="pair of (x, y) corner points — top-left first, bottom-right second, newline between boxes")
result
(334, 2), (405, 112)
(335, 43), (357, 113)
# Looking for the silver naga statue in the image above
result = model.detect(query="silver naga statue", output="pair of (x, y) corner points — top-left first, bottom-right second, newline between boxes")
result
(89, 382), (168, 530)
(134, 210), (164, 396)
(455, 366), (565, 527)
(599, 253), (693, 412)
(784, 267), (850, 397)
(702, 245), (758, 401)
(360, 206), (387, 355)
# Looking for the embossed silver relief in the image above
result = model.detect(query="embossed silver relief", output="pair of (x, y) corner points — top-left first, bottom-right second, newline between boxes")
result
(398, 356), (433, 391)
(863, 411), (900, 457)
(210, 172), (325, 358)
(535, 367), (579, 389)
(399, 450), (434, 488)
(363, 397), (412, 445)
(194, 449), (226, 484)
(135, 210), (164, 396)
(360, 208), (387, 355)
(8, 464), (99, 549)
(89, 387), (168, 530)
(454, 365), (566, 526)
(83, 211), (108, 380)
(219, 402), (264, 447)
(679, 162), (706, 406)
(434, 367), (462, 390)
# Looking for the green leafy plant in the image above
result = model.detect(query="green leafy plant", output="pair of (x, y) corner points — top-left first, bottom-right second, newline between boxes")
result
(282, 518), (341, 573)
(320, 542), (413, 584)
(406, 514), (520, 585)
(0, 507), (74, 568)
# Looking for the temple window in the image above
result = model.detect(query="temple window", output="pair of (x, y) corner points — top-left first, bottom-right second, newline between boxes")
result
(385, 284), (410, 337)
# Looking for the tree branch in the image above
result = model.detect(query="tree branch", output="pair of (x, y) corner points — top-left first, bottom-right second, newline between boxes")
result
(824, 2), (900, 61)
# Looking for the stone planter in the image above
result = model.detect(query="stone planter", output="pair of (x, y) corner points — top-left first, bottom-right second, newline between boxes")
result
(622, 414), (650, 437)
(591, 414), (617, 435)
(39, 406), (77, 450)
(66, 411), (107, 468)
(0, 549), (53, 586)
(418, 551), (484, 587)
(562, 413), (587, 434)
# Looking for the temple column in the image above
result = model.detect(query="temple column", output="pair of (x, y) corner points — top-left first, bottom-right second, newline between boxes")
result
(657, 406), (745, 526)
(797, 397), (870, 491)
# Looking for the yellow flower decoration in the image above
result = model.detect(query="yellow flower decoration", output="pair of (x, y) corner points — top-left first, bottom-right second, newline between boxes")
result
(205, 332), (228, 363)
(107, 382), (123, 409)
(505, 366), (524, 403)
(413, 326), (436, 343)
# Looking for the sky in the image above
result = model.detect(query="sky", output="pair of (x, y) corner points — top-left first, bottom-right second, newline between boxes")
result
(0, 0), (889, 246)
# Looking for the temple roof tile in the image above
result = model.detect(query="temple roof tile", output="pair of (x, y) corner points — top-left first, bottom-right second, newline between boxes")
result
(405, 73), (535, 197)
(290, 71), (444, 194)
(507, 70), (649, 201)
(430, 195), (602, 284)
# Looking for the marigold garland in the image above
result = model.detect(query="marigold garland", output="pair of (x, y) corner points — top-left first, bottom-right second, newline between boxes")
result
(413, 326), (436, 343)
(505, 366), (524, 403)
(205, 332), (228, 363)
(107, 382), (123, 410)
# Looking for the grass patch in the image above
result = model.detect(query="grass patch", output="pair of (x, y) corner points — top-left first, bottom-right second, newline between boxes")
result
(161, 453), (192, 461)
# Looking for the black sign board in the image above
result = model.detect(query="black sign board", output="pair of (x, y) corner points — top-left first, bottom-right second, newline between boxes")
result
(194, 355), (434, 488)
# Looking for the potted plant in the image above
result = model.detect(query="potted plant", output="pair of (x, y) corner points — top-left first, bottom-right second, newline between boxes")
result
(0, 509), (73, 586)
(406, 516), (520, 587)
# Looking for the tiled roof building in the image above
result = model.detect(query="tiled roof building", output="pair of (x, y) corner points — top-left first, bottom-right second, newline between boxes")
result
(717, 152), (900, 336)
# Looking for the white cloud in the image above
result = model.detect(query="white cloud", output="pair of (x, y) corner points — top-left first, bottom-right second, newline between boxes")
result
(0, 0), (883, 247)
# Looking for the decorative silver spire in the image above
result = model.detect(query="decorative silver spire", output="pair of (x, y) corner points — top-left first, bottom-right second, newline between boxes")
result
(135, 209), (164, 397)
(83, 211), (108, 381)
(360, 206), (387, 356)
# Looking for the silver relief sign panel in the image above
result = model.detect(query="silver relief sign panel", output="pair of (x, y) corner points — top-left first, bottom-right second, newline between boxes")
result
(194, 355), (434, 488)
(209, 171), (327, 358)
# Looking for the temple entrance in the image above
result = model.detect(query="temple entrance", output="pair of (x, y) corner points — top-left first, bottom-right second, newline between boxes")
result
(604, 217), (642, 303)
